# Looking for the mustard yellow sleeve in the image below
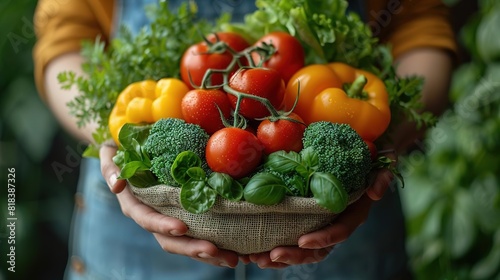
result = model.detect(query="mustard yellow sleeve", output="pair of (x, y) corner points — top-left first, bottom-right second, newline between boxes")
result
(33, 0), (115, 99)
(366, 0), (458, 60)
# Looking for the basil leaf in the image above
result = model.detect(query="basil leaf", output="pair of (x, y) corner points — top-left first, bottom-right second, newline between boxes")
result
(310, 172), (348, 213)
(186, 166), (206, 181)
(118, 123), (151, 151)
(300, 147), (319, 171)
(180, 180), (217, 214)
(208, 172), (243, 202)
(264, 150), (302, 172)
(127, 170), (159, 188)
(119, 161), (150, 179)
(243, 173), (286, 205)
(171, 151), (202, 184)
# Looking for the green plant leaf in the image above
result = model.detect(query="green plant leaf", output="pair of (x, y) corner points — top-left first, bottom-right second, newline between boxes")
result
(208, 172), (243, 202)
(180, 180), (217, 214)
(119, 161), (150, 179)
(264, 150), (302, 173)
(243, 173), (286, 205)
(310, 172), (348, 213)
(477, 9), (500, 62)
(170, 151), (202, 184)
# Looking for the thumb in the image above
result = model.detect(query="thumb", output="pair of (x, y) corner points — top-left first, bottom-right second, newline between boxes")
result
(99, 144), (127, 193)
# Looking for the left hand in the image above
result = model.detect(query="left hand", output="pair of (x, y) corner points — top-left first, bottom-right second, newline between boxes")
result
(242, 168), (393, 268)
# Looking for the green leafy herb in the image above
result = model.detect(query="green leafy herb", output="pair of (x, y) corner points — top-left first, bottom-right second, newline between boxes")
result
(310, 172), (348, 213)
(112, 123), (158, 188)
(58, 2), (221, 150)
(243, 173), (287, 205)
(171, 151), (242, 213)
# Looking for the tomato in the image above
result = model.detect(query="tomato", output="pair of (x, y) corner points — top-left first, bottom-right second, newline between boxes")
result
(181, 89), (232, 134)
(180, 32), (250, 89)
(206, 127), (263, 179)
(251, 31), (305, 84)
(227, 68), (285, 119)
(256, 113), (307, 155)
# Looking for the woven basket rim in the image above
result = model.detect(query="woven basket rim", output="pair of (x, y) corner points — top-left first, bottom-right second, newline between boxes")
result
(130, 184), (366, 215)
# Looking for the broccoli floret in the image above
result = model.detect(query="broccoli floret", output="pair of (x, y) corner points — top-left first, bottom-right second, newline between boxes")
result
(302, 122), (372, 194)
(144, 118), (210, 186)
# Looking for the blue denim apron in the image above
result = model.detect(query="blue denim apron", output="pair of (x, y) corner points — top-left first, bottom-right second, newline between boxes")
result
(65, 1), (409, 279)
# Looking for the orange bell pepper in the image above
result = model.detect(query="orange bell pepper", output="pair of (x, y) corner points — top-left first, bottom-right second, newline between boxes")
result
(284, 62), (391, 141)
(108, 78), (190, 145)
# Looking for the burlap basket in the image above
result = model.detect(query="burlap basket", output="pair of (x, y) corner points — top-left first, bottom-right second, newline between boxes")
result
(130, 184), (365, 254)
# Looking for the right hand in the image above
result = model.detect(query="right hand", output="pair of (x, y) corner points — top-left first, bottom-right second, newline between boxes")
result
(99, 145), (240, 268)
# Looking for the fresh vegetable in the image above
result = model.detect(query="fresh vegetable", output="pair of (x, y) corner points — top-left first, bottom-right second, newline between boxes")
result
(258, 147), (349, 212)
(171, 151), (243, 214)
(226, 68), (285, 119)
(108, 78), (190, 145)
(181, 88), (232, 134)
(180, 32), (250, 88)
(144, 118), (210, 187)
(205, 127), (264, 179)
(112, 123), (158, 188)
(284, 62), (391, 141)
(302, 121), (372, 194)
(251, 31), (305, 83)
(243, 173), (287, 205)
(256, 112), (306, 155)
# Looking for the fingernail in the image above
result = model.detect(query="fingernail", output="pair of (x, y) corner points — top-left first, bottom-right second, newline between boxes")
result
(169, 230), (183, 236)
(271, 255), (288, 263)
(109, 173), (118, 188)
(299, 241), (319, 249)
(197, 252), (214, 259)
(219, 262), (231, 268)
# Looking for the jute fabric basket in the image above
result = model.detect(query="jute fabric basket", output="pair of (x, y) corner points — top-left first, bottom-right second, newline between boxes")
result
(130, 184), (365, 254)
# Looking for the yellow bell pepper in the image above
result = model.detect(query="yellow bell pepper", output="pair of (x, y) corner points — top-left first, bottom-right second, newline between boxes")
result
(108, 78), (190, 145)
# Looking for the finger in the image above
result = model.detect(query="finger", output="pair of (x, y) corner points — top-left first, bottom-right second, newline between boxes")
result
(99, 145), (127, 193)
(298, 195), (372, 249)
(366, 169), (393, 201)
(116, 188), (188, 236)
(248, 252), (290, 269)
(239, 255), (251, 265)
(154, 233), (239, 268)
(269, 246), (332, 266)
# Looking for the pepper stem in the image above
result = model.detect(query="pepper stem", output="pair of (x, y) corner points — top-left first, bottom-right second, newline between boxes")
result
(347, 75), (368, 99)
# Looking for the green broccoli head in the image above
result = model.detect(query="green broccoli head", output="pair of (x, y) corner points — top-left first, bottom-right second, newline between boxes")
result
(144, 118), (210, 186)
(302, 122), (372, 194)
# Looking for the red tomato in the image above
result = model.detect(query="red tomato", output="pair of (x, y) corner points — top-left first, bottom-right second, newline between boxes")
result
(180, 32), (250, 89)
(181, 89), (232, 135)
(251, 31), (305, 84)
(206, 127), (263, 179)
(227, 68), (285, 120)
(257, 113), (307, 155)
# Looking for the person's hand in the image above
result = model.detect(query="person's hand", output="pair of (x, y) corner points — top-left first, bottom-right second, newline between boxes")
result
(99, 145), (240, 268)
(243, 168), (394, 269)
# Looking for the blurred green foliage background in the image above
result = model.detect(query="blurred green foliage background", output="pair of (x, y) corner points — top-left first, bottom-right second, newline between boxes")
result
(1, 0), (79, 279)
(0, 0), (497, 279)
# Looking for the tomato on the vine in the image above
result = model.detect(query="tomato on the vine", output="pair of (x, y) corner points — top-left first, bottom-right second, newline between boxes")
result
(251, 31), (305, 84)
(180, 32), (250, 89)
(181, 89), (231, 135)
(206, 127), (263, 179)
(227, 68), (285, 120)
(256, 113), (306, 155)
